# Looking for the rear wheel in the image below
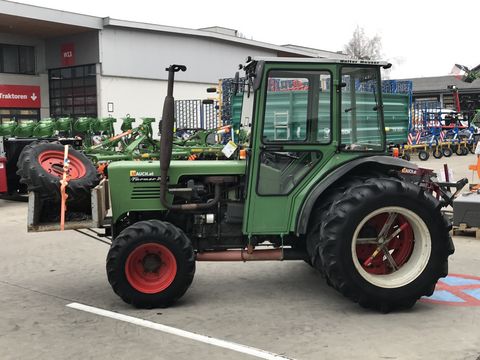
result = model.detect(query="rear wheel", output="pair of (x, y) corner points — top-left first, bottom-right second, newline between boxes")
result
(461, 146), (469, 156)
(306, 176), (370, 272)
(318, 177), (453, 312)
(106, 220), (195, 308)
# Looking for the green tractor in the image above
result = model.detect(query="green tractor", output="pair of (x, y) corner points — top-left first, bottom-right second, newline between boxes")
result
(85, 59), (460, 311)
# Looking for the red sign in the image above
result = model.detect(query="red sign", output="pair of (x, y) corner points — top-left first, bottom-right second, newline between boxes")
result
(0, 85), (41, 108)
(61, 43), (75, 66)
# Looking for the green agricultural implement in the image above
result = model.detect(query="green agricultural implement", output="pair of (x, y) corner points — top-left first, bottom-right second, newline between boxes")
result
(32, 118), (56, 138)
(0, 121), (17, 137)
(13, 120), (36, 138)
(83, 117), (228, 166)
(26, 58), (466, 312)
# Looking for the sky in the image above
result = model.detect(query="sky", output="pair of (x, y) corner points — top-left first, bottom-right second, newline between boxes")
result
(8, 0), (480, 79)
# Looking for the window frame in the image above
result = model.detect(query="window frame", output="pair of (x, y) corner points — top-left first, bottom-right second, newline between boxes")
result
(0, 43), (36, 75)
(256, 150), (323, 196)
(339, 65), (386, 153)
(260, 69), (333, 145)
(48, 64), (97, 118)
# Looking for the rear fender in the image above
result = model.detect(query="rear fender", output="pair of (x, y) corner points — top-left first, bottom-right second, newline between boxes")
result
(295, 156), (417, 235)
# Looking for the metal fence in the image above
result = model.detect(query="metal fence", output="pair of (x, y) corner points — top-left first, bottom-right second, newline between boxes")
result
(174, 100), (219, 129)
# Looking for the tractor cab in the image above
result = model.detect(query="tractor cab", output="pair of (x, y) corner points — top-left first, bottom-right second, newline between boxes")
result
(239, 58), (390, 234)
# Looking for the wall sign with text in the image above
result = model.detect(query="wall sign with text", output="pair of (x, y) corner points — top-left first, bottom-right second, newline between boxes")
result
(61, 43), (75, 66)
(0, 85), (41, 108)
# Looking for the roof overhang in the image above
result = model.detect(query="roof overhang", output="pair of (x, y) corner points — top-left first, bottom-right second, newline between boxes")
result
(0, 0), (102, 38)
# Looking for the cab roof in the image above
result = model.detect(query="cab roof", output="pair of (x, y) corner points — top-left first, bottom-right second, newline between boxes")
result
(253, 57), (390, 67)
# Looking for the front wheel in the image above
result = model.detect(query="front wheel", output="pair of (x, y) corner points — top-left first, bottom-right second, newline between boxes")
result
(318, 177), (453, 312)
(442, 147), (453, 157)
(418, 150), (429, 161)
(432, 148), (443, 159)
(469, 143), (476, 154)
(106, 220), (195, 308)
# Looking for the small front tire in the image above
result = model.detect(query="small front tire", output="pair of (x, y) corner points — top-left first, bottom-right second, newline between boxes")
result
(442, 147), (453, 157)
(433, 148), (443, 159)
(418, 150), (429, 161)
(106, 220), (195, 308)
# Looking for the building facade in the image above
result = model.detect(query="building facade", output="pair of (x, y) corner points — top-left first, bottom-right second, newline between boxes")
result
(408, 75), (480, 116)
(0, 1), (345, 130)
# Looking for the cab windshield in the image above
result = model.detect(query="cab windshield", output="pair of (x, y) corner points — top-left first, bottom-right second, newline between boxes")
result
(340, 66), (385, 151)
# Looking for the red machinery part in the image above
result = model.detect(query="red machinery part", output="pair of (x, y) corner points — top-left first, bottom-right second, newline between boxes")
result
(0, 157), (7, 193)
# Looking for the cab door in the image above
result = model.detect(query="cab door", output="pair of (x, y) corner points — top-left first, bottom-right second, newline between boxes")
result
(243, 64), (338, 235)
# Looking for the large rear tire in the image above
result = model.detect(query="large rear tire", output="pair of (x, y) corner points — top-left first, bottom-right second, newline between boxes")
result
(306, 176), (367, 271)
(17, 142), (99, 202)
(106, 220), (195, 308)
(317, 177), (453, 312)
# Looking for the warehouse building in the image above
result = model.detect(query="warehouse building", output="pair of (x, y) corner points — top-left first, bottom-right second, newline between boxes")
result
(408, 75), (480, 116)
(0, 0), (345, 128)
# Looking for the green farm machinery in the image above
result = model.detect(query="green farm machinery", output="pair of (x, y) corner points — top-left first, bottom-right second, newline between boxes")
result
(24, 58), (466, 312)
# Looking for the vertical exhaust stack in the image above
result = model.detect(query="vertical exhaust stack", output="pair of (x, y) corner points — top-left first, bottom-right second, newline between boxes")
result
(159, 64), (229, 211)
(160, 65), (186, 209)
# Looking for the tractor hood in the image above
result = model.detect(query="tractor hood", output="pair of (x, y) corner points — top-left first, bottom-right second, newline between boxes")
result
(108, 160), (246, 223)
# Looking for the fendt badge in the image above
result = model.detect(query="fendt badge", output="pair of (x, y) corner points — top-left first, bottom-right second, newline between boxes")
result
(129, 170), (161, 183)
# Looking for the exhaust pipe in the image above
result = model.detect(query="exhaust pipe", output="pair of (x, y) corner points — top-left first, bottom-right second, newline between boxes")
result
(196, 248), (308, 262)
(160, 64), (186, 199)
(159, 65), (223, 211)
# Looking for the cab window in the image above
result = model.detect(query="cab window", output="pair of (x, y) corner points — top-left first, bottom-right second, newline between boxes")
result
(340, 66), (384, 151)
(262, 70), (331, 143)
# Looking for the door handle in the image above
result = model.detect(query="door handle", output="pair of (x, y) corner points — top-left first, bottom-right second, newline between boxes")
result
(259, 145), (284, 151)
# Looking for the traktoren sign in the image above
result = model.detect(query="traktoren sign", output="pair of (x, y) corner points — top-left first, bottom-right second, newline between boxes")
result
(0, 85), (41, 108)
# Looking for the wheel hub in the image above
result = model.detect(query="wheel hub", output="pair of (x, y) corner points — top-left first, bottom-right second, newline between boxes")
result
(125, 243), (177, 294)
(352, 206), (432, 288)
(142, 253), (162, 273)
(37, 150), (87, 179)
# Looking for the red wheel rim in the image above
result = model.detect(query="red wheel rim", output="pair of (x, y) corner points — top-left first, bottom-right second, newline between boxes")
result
(356, 213), (414, 275)
(38, 150), (86, 179)
(125, 243), (177, 294)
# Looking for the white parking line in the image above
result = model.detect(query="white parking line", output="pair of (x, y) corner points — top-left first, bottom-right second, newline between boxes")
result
(67, 302), (295, 360)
